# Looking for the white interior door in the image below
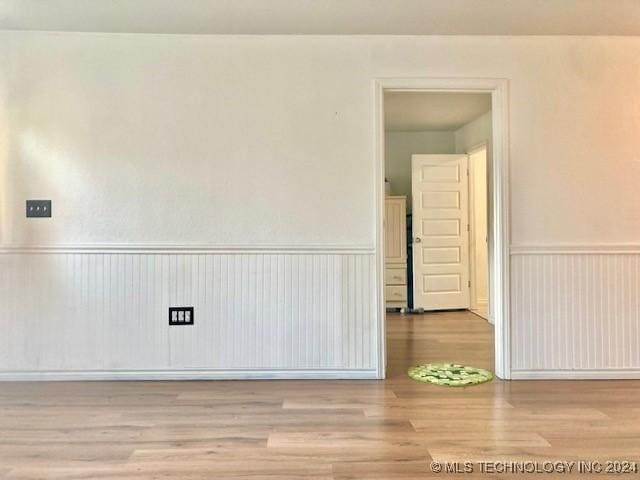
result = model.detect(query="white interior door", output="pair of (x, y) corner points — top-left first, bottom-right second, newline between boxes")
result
(469, 146), (489, 315)
(411, 154), (470, 310)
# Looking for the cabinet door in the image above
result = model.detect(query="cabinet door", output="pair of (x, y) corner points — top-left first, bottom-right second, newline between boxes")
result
(384, 197), (406, 264)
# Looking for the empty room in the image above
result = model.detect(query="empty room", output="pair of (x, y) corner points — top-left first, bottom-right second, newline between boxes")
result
(1, 1), (640, 478)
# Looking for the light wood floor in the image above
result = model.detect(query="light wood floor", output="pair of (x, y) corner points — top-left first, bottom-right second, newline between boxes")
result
(2, 311), (639, 479)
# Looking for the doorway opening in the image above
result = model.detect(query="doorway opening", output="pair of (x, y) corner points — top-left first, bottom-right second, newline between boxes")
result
(374, 79), (511, 380)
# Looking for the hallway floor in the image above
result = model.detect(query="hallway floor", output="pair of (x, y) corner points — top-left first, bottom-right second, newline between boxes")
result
(1, 311), (639, 479)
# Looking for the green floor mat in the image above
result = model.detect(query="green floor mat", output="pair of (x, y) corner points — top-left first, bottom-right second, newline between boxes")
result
(408, 363), (493, 387)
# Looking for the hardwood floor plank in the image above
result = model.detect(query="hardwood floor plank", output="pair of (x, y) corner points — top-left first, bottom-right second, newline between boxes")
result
(0, 444), (134, 466)
(5, 467), (333, 480)
(267, 431), (433, 449)
(331, 459), (429, 479)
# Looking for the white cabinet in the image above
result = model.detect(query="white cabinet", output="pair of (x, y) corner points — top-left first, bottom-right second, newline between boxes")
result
(384, 196), (407, 309)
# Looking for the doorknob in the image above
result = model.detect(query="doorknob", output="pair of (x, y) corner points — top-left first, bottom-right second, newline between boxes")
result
(414, 237), (421, 243)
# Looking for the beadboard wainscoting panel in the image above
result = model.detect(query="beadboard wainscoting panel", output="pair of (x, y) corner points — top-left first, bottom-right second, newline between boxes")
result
(0, 248), (377, 378)
(511, 247), (640, 378)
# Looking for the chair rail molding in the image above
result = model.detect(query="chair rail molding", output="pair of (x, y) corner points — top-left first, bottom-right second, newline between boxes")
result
(0, 243), (375, 254)
(511, 244), (640, 255)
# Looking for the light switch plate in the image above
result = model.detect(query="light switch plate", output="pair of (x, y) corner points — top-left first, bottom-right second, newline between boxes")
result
(26, 200), (52, 218)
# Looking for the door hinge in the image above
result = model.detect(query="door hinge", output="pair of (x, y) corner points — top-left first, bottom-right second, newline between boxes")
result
(467, 224), (470, 232)
(468, 280), (471, 288)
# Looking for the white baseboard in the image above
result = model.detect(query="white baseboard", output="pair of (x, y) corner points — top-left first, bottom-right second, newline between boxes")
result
(0, 369), (380, 382)
(511, 369), (640, 380)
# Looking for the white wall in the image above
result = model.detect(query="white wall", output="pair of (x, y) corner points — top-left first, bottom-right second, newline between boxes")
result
(0, 34), (373, 247)
(1, 33), (640, 379)
(454, 110), (493, 155)
(384, 130), (454, 205)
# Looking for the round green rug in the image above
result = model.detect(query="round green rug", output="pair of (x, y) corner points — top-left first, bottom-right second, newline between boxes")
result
(408, 363), (493, 387)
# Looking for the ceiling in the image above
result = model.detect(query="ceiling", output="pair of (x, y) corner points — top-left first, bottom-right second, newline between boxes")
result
(1, 0), (640, 35)
(384, 92), (491, 132)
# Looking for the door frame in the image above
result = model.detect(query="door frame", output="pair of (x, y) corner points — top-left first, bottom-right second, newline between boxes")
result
(374, 77), (511, 380)
(467, 142), (489, 315)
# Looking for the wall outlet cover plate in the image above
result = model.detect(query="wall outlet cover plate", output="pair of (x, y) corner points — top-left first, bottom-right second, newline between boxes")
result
(169, 307), (194, 325)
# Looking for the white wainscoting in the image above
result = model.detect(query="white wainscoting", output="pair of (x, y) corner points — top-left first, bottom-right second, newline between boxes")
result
(510, 245), (640, 379)
(0, 245), (378, 380)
